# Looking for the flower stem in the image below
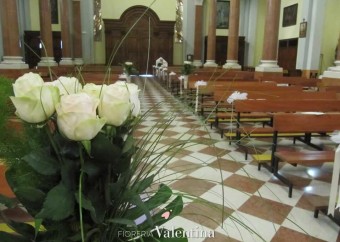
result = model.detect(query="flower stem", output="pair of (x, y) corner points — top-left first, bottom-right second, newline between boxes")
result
(45, 123), (63, 164)
(79, 144), (85, 242)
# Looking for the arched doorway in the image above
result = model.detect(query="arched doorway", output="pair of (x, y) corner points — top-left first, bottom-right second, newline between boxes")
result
(104, 6), (175, 74)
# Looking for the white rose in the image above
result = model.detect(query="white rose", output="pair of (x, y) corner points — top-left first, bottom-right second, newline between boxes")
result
(53, 76), (82, 95)
(10, 73), (60, 123)
(98, 84), (131, 126)
(113, 81), (140, 117)
(56, 93), (106, 141)
(82, 83), (107, 99)
(12, 72), (44, 97)
(125, 62), (133, 66)
(184, 61), (192, 65)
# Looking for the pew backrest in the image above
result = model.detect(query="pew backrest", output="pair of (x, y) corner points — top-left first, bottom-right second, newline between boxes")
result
(273, 113), (340, 133)
(234, 99), (340, 113)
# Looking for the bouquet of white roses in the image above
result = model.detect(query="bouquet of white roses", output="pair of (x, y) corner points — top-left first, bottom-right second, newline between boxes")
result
(0, 72), (186, 242)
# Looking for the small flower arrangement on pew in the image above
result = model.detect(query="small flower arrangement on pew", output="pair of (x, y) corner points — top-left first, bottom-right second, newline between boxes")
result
(180, 61), (194, 89)
(0, 72), (187, 241)
(181, 61), (194, 76)
(122, 61), (138, 76)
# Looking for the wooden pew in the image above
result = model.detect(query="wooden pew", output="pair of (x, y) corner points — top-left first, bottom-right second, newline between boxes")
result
(168, 70), (256, 94)
(260, 76), (320, 89)
(268, 113), (340, 197)
(198, 81), (283, 115)
(208, 86), (307, 134)
(0, 66), (73, 81)
(232, 98), (340, 138)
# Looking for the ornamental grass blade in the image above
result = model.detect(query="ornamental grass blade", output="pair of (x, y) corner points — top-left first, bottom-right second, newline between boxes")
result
(36, 182), (74, 221)
(122, 133), (135, 154)
(129, 193), (154, 227)
(107, 218), (137, 227)
(132, 174), (155, 193)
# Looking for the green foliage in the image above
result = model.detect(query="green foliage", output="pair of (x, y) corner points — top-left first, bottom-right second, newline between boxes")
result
(0, 76), (16, 160)
(0, 108), (188, 241)
(181, 62), (194, 75)
(122, 62), (139, 76)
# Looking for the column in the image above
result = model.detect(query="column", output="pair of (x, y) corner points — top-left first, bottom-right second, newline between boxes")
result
(73, 0), (83, 65)
(38, 0), (57, 66)
(255, 0), (282, 76)
(193, 1), (203, 67)
(59, 0), (73, 65)
(0, 0), (28, 69)
(204, 0), (218, 67)
(297, 0), (326, 78)
(323, 34), (340, 79)
(223, 0), (241, 69)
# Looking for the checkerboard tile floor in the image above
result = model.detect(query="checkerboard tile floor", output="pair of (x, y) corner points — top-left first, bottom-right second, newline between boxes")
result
(134, 76), (340, 241)
(1, 76), (339, 241)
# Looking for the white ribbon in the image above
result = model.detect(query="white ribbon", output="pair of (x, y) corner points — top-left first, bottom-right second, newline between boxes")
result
(194, 81), (207, 113)
(194, 80), (207, 88)
(178, 76), (183, 95)
(226, 91), (248, 104)
(119, 74), (127, 79)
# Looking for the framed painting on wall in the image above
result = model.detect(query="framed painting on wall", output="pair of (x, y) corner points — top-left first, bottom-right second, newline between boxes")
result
(216, 0), (230, 29)
(282, 4), (298, 27)
(299, 20), (307, 38)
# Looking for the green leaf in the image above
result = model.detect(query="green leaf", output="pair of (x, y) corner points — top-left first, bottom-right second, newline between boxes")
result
(86, 190), (106, 224)
(14, 186), (46, 216)
(91, 133), (121, 166)
(116, 154), (131, 173)
(36, 222), (73, 241)
(125, 184), (172, 221)
(132, 175), (155, 193)
(34, 218), (43, 239)
(36, 182), (74, 221)
(22, 148), (60, 175)
(0, 232), (31, 242)
(141, 196), (184, 230)
(81, 140), (91, 155)
(14, 186), (46, 203)
(75, 191), (96, 214)
(82, 159), (102, 180)
(53, 133), (79, 159)
(129, 193), (154, 227)
(0, 194), (17, 208)
(107, 218), (137, 227)
(60, 159), (77, 191)
(122, 134), (134, 154)
(6, 220), (35, 240)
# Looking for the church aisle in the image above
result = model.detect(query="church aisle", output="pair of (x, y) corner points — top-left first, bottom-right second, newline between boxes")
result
(133, 76), (340, 242)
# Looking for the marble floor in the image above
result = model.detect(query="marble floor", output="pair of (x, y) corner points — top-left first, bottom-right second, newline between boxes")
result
(1, 75), (339, 241)
(133, 76), (340, 242)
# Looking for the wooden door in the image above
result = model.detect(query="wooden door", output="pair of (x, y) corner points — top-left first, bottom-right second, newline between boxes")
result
(278, 38), (298, 75)
(104, 6), (175, 74)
